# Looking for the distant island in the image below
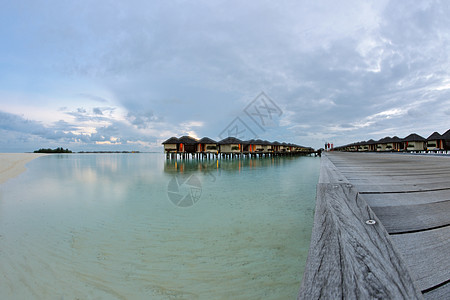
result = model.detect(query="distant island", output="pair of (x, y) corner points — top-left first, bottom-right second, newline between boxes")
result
(34, 147), (72, 153)
(33, 148), (141, 154)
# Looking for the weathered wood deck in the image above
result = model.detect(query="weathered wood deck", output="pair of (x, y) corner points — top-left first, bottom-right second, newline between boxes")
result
(299, 152), (450, 299)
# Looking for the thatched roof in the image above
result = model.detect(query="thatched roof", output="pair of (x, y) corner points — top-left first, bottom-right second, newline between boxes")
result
(389, 136), (402, 143)
(427, 132), (443, 141)
(161, 136), (316, 149)
(218, 137), (243, 145)
(402, 133), (425, 142)
(377, 136), (391, 143)
(365, 139), (377, 145)
(441, 129), (450, 140)
(198, 137), (216, 144)
(351, 141), (364, 146)
(162, 137), (179, 144)
(178, 136), (198, 144)
(243, 139), (256, 145)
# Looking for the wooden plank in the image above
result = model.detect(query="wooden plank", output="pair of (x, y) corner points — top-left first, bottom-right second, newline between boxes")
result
(347, 177), (450, 185)
(344, 173), (450, 179)
(391, 226), (450, 292)
(318, 155), (349, 184)
(341, 173), (450, 180)
(362, 190), (450, 207)
(356, 183), (450, 194)
(423, 282), (450, 300)
(301, 152), (450, 299)
(298, 183), (421, 299)
(369, 201), (450, 233)
(323, 152), (450, 296)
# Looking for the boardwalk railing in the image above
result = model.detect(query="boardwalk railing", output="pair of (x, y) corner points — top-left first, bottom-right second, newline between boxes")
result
(298, 154), (422, 299)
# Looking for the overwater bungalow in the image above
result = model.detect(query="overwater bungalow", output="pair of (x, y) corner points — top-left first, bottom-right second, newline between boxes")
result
(289, 143), (298, 152)
(252, 139), (266, 152)
(242, 139), (255, 152)
(178, 136), (198, 153)
(385, 136), (403, 151)
(163, 136), (316, 158)
(334, 129), (450, 153)
(346, 143), (358, 152)
(403, 133), (426, 151)
(197, 137), (218, 153)
(357, 141), (369, 152)
(162, 137), (180, 153)
(426, 132), (444, 151)
(291, 144), (299, 152)
(272, 141), (281, 152)
(262, 140), (273, 153)
(365, 139), (377, 152)
(376, 137), (391, 151)
(218, 137), (243, 153)
(443, 129), (450, 150)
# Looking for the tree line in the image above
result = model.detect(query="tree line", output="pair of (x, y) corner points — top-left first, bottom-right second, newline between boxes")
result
(34, 147), (72, 153)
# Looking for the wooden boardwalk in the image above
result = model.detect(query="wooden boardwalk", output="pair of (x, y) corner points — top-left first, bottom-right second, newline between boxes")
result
(299, 152), (450, 299)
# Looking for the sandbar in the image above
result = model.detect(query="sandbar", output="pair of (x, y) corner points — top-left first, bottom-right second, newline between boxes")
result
(0, 153), (48, 184)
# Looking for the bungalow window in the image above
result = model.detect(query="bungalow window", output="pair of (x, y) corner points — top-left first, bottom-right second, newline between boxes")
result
(407, 144), (414, 148)
(231, 146), (239, 151)
(206, 145), (217, 150)
(428, 143), (436, 147)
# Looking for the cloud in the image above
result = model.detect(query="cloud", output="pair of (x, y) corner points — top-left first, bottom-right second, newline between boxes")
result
(1, 0), (450, 150)
(0, 110), (159, 150)
(0, 111), (46, 134)
(63, 107), (116, 123)
(77, 93), (109, 103)
(93, 107), (103, 115)
(126, 111), (161, 129)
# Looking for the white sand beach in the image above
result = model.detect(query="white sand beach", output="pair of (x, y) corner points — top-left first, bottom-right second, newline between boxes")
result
(0, 153), (47, 184)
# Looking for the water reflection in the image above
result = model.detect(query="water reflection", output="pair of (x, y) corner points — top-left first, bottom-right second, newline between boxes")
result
(0, 153), (320, 299)
(163, 156), (301, 175)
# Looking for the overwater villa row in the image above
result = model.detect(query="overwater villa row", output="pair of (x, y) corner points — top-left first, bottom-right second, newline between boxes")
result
(162, 136), (315, 159)
(334, 129), (450, 152)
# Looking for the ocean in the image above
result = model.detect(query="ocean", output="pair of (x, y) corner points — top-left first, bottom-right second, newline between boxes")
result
(0, 153), (319, 299)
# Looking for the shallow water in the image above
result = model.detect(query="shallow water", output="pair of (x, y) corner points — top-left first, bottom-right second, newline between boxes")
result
(0, 153), (319, 299)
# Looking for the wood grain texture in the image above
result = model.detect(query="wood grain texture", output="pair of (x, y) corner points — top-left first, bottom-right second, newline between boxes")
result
(369, 200), (450, 233)
(299, 155), (422, 299)
(318, 154), (349, 184)
(362, 189), (450, 207)
(357, 183), (450, 193)
(391, 226), (450, 291)
(423, 282), (450, 300)
(324, 152), (450, 297)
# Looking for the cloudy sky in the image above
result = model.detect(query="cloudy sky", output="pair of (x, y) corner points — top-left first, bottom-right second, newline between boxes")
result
(1, 0), (450, 152)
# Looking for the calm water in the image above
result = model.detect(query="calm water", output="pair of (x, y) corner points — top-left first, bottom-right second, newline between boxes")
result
(0, 153), (319, 299)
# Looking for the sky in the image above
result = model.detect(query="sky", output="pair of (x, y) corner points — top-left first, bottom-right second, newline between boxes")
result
(1, 0), (450, 152)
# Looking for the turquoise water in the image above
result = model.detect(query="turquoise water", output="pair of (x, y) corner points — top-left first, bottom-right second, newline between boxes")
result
(0, 153), (319, 299)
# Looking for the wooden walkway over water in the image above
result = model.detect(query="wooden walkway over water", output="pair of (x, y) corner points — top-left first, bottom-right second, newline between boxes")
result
(299, 152), (450, 299)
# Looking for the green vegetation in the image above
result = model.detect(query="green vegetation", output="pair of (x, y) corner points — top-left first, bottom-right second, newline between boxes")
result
(34, 147), (72, 153)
